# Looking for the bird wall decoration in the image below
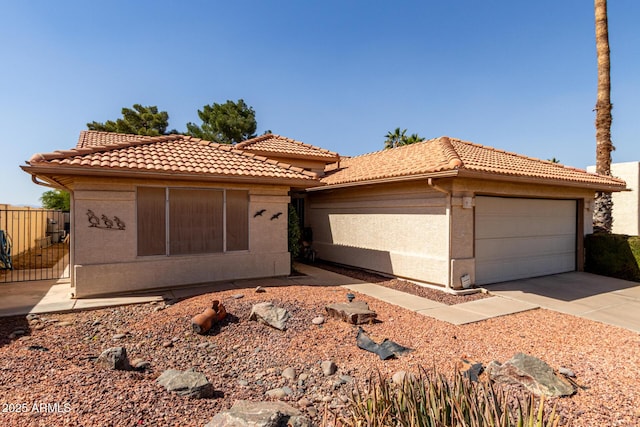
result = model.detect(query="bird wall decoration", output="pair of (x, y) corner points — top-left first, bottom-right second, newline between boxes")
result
(270, 212), (283, 220)
(254, 209), (267, 218)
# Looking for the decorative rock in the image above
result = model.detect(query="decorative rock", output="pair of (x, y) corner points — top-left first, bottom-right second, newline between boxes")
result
(57, 321), (74, 327)
(130, 358), (151, 371)
(281, 386), (293, 396)
(559, 367), (576, 378)
(311, 316), (325, 325)
(265, 388), (287, 399)
(297, 397), (312, 408)
(26, 345), (49, 352)
(339, 375), (353, 384)
(255, 286), (266, 293)
(96, 347), (131, 371)
(249, 302), (290, 331)
(156, 368), (213, 399)
(321, 360), (337, 376)
(91, 320), (101, 326)
(162, 341), (173, 348)
(238, 379), (249, 387)
(8, 329), (26, 339)
(325, 301), (377, 325)
(112, 333), (127, 340)
(26, 314), (39, 321)
(282, 367), (297, 380)
(487, 353), (575, 397)
(458, 358), (484, 382)
(231, 294), (244, 299)
(205, 400), (310, 427)
(392, 371), (408, 385)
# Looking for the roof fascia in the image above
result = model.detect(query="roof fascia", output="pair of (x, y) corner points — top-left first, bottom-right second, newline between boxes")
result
(455, 169), (627, 192)
(243, 149), (340, 162)
(21, 165), (323, 189)
(307, 170), (460, 192)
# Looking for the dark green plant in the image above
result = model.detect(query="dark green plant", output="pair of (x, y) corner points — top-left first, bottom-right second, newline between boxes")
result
(337, 368), (562, 427)
(87, 104), (170, 136)
(40, 190), (70, 211)
(288, 204), (302, 261)
(585, 233), (640, 281)
(186, 99), (257, 144)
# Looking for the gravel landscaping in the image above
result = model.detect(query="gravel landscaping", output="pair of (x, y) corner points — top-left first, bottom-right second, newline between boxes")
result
(0, 269), (639, 426)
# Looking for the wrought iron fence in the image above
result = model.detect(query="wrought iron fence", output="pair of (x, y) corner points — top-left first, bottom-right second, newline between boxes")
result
(0, 207), (70, 283)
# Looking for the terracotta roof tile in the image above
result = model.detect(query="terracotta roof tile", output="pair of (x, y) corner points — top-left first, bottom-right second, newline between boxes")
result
(320, 136), (625, 189)
(236, 134), (339, 161)
(29, 131), (318, 181)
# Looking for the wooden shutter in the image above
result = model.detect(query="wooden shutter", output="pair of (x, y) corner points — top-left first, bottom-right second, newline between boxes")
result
(226, 190), (249, 251)
(137, 187), (166, 256)
(169, 189), (223, 255)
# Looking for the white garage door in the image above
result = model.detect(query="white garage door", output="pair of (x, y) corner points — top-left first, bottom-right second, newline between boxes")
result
(475, 197), (577, 285)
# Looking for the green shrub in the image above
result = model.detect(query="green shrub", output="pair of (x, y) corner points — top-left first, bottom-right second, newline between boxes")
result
(585, 233), (640, 281)
(288, 204), (302, 261)
(335, 368), (562, 427)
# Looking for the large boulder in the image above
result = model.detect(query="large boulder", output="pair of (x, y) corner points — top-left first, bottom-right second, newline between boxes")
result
(205, 400), (310, 427)
(249, 302), (290, 331)
(325, 301), (377, 325)
(487, 353), (575, 397)
(156, 368), (213, 399)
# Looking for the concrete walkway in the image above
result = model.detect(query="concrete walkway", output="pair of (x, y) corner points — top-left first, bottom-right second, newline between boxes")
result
(485, 272), (640, 333)
(293, 264), (538, 325)
(1, 265), (639, 332)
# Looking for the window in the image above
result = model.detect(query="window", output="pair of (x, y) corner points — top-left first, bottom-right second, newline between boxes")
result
(137, 187), (248, 256)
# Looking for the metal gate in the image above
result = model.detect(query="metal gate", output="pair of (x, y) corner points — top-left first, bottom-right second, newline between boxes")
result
(0, 207), (70, 283)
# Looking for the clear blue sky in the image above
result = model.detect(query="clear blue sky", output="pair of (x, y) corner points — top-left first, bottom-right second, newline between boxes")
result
(1, 0), (638, 206)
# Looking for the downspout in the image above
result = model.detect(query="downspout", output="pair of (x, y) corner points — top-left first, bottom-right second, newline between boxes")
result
(428, 178), (452, 289)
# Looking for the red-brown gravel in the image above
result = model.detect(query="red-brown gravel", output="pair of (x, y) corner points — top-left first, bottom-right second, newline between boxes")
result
(0, 279), (638, 426)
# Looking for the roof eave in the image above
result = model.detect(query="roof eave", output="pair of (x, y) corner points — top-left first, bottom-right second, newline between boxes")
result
(21, 164), (323, 188)
(308, 170), (460, 192)
(243, 149), (340, 163)
(455, 169), (627, 192)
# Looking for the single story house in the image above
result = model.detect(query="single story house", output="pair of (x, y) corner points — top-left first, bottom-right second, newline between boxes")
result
(22, 131), (625, 297)
(21, 131), (335, 297)
(305, 137), (625, 288)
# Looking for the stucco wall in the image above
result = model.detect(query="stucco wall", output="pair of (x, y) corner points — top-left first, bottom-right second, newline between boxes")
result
(307, 182), (450, 286)
(308, 177), (597, 289)
(70, 178), (291, 297)
(588, 162), (638, 235)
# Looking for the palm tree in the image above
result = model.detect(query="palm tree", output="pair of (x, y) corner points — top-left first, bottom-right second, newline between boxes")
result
(593, 0), (614, 233)
(384, 128), (407, 149)
(405, 133), (424, 145)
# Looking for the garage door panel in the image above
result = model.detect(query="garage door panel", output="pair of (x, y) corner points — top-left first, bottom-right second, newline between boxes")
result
(475, 197), (576, 285)
(476, 235), (575, 260)
(476, 254), (576, 284)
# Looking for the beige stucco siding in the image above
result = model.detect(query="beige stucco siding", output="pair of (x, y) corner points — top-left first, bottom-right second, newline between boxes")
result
(588, 162), (639, 235)
(308, 182), (450, 285)
(69, 177), (291, 297)
(308, 177), (598, 289)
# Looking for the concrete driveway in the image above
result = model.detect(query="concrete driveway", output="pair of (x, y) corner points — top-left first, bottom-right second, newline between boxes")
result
(485, 272), (640, 333)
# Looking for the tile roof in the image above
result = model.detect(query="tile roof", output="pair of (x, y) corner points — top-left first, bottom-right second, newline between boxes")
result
(235, 134), (339, 161)
(76, 131), (148, 148)
(319, 136), (626, 189)
(26, 131), (318, 182)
